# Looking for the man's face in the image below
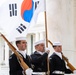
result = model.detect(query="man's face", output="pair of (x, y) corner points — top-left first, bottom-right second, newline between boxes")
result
(54, 45), (62, 52)
(35, 43), (45, 52)
(17, 40), (27, 51)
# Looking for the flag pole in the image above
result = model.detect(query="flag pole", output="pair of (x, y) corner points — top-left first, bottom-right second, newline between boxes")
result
(44, 11), (48, 46)
(44, 1), (50, 74)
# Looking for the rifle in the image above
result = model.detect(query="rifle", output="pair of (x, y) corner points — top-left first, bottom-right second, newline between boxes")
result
(48, 40), (76, 72)
(62, 53), (76, 71)
(0, 33), (29, 70)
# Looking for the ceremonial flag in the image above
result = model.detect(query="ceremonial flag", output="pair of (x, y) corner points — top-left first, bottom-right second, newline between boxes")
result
(0, 0), (45, 41)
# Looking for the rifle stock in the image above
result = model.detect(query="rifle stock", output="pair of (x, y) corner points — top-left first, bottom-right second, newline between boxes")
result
(48, 40), (76, 72)
(62, 54), (76, 71)
(1, 33), (29, 70)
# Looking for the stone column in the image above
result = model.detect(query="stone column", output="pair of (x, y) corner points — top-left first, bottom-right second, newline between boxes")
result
(46, 0), (62, 42)
(46, 0), (76, 68)
(5, 42), (9, 65)
(40, 32), (44, 40)
(0, 37), (5, 65)
(35, 33), (40, 42)
(72, 0), (76, 67)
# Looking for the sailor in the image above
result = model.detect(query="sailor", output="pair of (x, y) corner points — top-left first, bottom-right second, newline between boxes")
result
(9, 37), (33, 75)
(49, 41), (73, 75)
(30, 40), (50, 75)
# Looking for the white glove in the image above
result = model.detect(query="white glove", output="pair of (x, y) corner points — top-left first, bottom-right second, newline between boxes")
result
(73, 70), (76, 74)
(45, 47), (50, 54)
(25, 68), (33, 75)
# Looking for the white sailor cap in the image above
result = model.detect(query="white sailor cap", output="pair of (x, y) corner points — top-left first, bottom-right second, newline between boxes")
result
(16, 37), (26, 41)
(53, 41), (62, 46)
(34, 40), (45, 46)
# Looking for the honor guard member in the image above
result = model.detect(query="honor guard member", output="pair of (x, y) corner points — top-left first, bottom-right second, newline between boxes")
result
(50, 41), (73, 75)
(9, 37), (33, 75)
(31, 40), (50, 75)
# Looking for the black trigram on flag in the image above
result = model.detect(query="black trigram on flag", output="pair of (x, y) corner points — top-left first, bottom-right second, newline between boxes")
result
(9, 3), (17, 17)
(16, 24), (27, 34)
(35, 1), (39, 10)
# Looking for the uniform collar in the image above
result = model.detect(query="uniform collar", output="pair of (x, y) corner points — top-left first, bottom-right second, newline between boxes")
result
(54, 51), (62, 59)
(36, 51), (45, 55)
(17, 50), (26, 58)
